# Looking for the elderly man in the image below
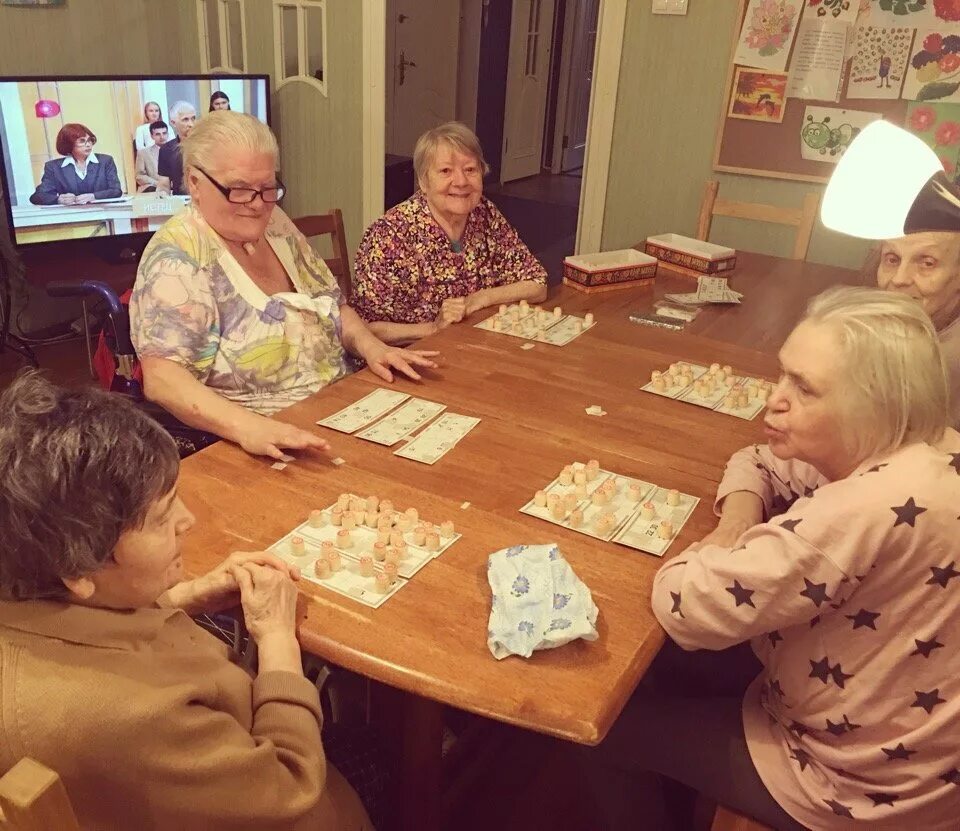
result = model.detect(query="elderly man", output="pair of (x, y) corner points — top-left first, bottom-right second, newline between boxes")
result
(135, 119), (169, 192)
(873, 231), (960, 426)
(157, 101), (197, 195)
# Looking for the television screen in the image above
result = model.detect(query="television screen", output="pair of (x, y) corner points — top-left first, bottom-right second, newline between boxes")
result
(0, 75), (269, 249)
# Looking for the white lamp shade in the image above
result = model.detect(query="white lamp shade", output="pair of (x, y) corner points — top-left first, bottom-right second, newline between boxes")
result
(821, 120), (943, 240)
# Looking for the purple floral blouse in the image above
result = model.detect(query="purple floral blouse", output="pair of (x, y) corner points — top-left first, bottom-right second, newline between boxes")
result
(351, 191), (547, 323)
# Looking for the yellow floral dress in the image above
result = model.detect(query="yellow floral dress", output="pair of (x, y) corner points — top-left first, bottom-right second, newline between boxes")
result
(130, 206), (348, 416)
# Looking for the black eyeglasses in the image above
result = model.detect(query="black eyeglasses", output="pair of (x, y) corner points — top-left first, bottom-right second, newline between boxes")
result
(195, 166), (286, 204)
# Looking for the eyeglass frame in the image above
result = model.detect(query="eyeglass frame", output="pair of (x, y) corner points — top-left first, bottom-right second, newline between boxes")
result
(193, 165), (286, 205)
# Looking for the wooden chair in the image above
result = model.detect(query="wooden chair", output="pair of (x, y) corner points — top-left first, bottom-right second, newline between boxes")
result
(0, 758), (79, 831)
(696, 180), (820, 261)
(711, 804), (773, 831)
(292, 210), (352, 300)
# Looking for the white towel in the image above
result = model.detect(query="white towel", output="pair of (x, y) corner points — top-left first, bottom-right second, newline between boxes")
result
(486, 543), (599, 660)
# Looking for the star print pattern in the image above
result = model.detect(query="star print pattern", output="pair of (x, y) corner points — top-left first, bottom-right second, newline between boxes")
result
(651, 438), (960, 830)
(927, 562), (960, 589)
(670, 591), (683, 618)
(911, 689), (946, 715)
(891, 497), (927, 527)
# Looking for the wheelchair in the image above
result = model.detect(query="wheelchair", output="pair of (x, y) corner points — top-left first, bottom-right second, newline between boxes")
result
(46, 280), (219, 458)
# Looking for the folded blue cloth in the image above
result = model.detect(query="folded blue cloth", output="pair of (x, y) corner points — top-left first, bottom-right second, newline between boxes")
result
(486, 543), (599, 660)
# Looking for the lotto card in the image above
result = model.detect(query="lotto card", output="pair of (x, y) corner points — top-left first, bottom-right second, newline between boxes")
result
(614, 487), (700, 557)
(316, 388), (410, 434)
(393, 413), (480, 465)
(355, 398), (446, 446)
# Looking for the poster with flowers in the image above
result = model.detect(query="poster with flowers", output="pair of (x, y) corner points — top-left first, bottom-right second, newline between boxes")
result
(734, 0), (803, 72)
(803, 0), (861, 23)
(901, 29), (960, 100)
(905, 100), (960, 176)
(847, 25), (916, 97)
(864, 0), (960, 26)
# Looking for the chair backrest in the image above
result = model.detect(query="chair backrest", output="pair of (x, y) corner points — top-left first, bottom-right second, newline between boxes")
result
(0, 758), (80, 831)
(696, 180), (820, 261)
(293, 210), (352, 300)
(710, 804), (772, 831)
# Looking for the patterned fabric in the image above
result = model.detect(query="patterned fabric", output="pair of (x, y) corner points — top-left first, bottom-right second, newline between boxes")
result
(652, 435), (960, 830)
(130, 205), (349, 416)
(487, 543), (599, 659)
(940, 315), (960, 428)
(352, 191), (547, 323)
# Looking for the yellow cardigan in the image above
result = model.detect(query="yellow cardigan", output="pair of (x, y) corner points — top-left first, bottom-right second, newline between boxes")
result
(0, 599), (371, 830)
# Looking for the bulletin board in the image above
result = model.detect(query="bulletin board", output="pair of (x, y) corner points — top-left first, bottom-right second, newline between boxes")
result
(714, 0), (911, 184)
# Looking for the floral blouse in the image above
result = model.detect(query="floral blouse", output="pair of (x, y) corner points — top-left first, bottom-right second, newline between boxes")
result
(130, 205), (349, 416)
(351, 191), (547, 323)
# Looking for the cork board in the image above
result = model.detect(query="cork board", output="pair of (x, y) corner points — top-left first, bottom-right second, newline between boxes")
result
(714, 0), (909, 184)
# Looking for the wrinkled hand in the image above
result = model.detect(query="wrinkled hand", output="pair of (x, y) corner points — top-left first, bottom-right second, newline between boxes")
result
(155, 176), (172, 194)
(229, 562), (300, 643)
(186, 551), (301, 614)
(75, 193), (95, 205)
(684, 520), (752, 555)
(434, 297), (467, 331)
(57, 193), (77, 205)
(364, 343), (440, 383)
(237, 415), (332, 460)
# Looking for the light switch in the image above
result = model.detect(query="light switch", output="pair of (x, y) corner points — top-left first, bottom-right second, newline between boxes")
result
(652, 0), (689, 14)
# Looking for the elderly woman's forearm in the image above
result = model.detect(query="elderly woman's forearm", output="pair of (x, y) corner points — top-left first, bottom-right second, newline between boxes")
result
(338, 304), (392, 354)
(716, 490), (765, 529)
(469, 280), (547, 313)
(140, 357), (253, 443)
(364, 319), (437, 345)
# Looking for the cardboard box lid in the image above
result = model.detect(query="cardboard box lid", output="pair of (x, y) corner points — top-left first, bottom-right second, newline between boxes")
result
(563, 248), (657, 273)
(645, 233), (736, 261)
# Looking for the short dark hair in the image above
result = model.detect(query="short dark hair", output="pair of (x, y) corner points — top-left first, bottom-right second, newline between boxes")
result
(209, 91), (230, 111)
(55, 123), (96, 156)
(150, 120), (169, 135)
(0, 372), (180, 601)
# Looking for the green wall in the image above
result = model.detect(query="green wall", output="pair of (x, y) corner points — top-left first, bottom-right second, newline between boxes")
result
(0, 0), (190, 76)
(601, 1), (872, 270)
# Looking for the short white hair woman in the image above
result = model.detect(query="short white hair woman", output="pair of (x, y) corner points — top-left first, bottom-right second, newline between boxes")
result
(352, 121), (548, 344)
(130, 111), (437, 459)
(588, 287), (960, 831)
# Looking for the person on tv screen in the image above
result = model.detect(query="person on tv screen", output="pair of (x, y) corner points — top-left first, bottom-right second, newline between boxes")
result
(209, 91), (230, 111)
(28, 123), (122, 206)
(157, 101), (197, 196)
(135, 120), (169, 193)
(134, 101), (164, 151)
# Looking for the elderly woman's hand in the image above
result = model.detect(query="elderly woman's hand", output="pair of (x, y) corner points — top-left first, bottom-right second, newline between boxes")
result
(230, 562), (300, 644)
(76, 193), (95, 205)
(363, 343), (440, 383)
(237, 415), (332, 460)
(434, 298), (467, 331)
(158, 551), (299, 615)
(57, 193), (77, 205)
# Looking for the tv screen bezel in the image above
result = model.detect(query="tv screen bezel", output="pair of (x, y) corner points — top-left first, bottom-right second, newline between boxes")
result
(0, 72), (272, 258)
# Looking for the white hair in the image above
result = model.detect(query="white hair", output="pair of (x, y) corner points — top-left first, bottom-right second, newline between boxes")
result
(181, 110), (279, 174)
(802, 285), (948, 459)
(413, 121), (489, 187)
(168, 100), (196, 121)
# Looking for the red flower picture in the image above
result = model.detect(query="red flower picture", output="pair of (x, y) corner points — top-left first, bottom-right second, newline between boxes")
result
(909, 105), (937, 131)
(934, 0), (960, 22)
(935, 120), (960, 145)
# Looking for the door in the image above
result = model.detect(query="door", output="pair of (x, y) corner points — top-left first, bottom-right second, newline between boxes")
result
(500, 0), (556, 183)
(385, 0), (460, 159)
(560, 0), (598, 171)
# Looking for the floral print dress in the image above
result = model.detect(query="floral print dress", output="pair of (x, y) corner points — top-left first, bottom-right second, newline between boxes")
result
(130, 205), (348, 416)
(351, 191), (547, 323)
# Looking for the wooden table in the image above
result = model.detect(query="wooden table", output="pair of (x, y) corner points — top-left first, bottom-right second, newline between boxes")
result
(177, 251), (863, 829)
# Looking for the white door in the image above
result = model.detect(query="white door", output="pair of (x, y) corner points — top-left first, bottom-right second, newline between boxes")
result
(500, 0), (556, 183)
(560, 0), (598, 171)
(384, 0), (460, 159)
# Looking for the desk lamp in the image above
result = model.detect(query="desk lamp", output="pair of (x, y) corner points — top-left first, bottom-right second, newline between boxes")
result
(821, 120), (960, 239)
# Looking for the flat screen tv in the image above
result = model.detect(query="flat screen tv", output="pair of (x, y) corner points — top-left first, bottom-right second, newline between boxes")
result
(0, 74), (270, 260)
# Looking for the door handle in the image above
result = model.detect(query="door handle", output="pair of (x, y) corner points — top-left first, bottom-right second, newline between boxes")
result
(398, 50), (417, 86)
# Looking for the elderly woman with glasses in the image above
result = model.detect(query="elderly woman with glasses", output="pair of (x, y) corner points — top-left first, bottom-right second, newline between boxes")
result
(0, 373), (372, 830)
(587, 287), (960, 831)
(352, 121), (548, 344)
(130, 111), (436, 460)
